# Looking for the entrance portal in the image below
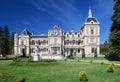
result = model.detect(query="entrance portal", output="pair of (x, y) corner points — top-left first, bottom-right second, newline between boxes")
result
(54, 48), (57, 54)
(22, 49), (26, 57)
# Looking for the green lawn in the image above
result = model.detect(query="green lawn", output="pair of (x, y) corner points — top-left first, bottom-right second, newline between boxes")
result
(0, 60), (120, 82)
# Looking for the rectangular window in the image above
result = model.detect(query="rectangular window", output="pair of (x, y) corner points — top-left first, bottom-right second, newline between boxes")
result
(91, 48), (94, 53)
(91, 29), (94, 34)
(66, 34), (69, 37)
(90, 38), (94, 43)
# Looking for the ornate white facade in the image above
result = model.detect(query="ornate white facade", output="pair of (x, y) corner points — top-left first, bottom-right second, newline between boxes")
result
(14, 9), (100, 56)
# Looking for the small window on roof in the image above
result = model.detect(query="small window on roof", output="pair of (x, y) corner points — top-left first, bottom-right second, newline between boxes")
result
(67, 34), (69, 37)
(72, 34), (74, 37)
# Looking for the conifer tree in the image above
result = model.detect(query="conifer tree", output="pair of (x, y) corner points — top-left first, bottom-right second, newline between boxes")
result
(109, 0), (120, 54)
(82, 48), (85, 58)
(0, 27), (2, 54)
(3, 25), (10, 55)
(9, 32), (15, 54)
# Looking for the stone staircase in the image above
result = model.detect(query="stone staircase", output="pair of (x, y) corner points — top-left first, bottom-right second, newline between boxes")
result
(40, 54), (65, 60)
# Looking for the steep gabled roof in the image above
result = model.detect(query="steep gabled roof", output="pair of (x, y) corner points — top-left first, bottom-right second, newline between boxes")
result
(22, 29), (32, 36)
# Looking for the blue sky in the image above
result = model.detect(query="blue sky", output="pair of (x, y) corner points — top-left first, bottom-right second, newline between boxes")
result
(0, 0), (114, 44)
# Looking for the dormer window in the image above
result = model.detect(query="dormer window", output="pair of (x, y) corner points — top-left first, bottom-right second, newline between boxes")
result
(67, 34), (69, 37)
(72, 34), (74, 37)
(78, 34), (80, 37)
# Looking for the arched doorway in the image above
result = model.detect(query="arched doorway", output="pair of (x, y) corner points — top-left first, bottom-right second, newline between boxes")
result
(22, 48), (26, 57)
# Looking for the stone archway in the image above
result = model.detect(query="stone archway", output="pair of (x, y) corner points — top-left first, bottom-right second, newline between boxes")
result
(22, 48), (26, 57)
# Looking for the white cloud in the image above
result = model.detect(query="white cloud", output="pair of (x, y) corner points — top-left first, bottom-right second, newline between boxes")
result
(22, 20), (31, 25)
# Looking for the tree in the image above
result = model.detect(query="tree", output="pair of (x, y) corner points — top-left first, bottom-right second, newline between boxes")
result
(82, 48), (85, 58)
(94, 48), (97, 58)
(100, 40), (110, 55)
(0, 27), (5, 55)
(9, 32), (15, 54)
(108, 0), (120, 60)
(2, 25), (10, 56)
(109, 0), (120, 55)
(110, 0), (120, 32)
(0, 27), (3, 54)
(69, 48), (73, 59)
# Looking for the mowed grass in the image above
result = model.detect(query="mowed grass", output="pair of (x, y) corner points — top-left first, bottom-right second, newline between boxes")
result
(0, 60), (120, 82)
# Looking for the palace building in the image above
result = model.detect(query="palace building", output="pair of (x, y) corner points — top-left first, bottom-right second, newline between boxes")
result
(14, 9), (100, 57)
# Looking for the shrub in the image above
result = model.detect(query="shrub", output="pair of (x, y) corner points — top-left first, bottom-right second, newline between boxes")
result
(64, 58), (67, 61)
(90, 60), (93, 63)
(16, 76), (25, 82)
(111, 63), (115, 66)
(27, 56), (33, 62)
(107, 64), (114, 72)
(101, 61), (104, 64)
(77, 59), (80, 62)
(12, 56), (18, 61)
(78, 71), (88, 82)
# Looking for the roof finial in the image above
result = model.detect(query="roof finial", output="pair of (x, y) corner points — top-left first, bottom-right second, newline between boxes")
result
(88, 8), (92, 18)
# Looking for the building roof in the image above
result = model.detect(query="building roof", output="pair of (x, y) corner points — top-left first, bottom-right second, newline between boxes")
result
(22, 29), (32, 36)
(86, 17), (98, 23)
(30, 35), (48, 38)
(85, 9), (99, 23)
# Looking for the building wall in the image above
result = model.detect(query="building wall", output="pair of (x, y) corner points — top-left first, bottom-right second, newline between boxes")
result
(14, 10), (100, 56)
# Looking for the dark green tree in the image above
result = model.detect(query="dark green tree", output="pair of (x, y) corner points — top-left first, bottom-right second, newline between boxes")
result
(0, 27), (3, 54)
(82, 48), (85, 58)
(110, 0), (120, 32)
(69, 48), (73, 59)
(100, 40), (110, 55)
(109, 0), (120, 55)
(2, 25), (10, 56)
(9, 32), (15, 54)
(0, 27), (4, 55)
(94, 48), (97, 58)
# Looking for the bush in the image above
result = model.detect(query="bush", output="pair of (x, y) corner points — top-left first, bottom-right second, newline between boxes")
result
(78, 71), (88, 82)
(107, 54), (120, 61)
(12, 56), (17, 61)
(90, 60), (93, 63)
(64, 58), (67, 61)
(111, 63), (115, 66)
(27, 56), (33, 62)
(107, 64), (115, 72)
(77, 59), (80, 62)
(101, 61), (104, 64)
(16, 76), (25, 82)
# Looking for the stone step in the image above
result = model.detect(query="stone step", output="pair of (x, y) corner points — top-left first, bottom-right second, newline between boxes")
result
(40, 55), (64, 60)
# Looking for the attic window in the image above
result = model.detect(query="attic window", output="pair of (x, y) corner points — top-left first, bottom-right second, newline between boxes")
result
(91, 21), (94, 24)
